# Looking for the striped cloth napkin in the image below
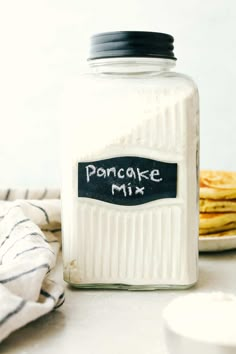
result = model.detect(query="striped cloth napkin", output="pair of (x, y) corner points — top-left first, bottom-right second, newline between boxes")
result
(0, 188), (64, 342)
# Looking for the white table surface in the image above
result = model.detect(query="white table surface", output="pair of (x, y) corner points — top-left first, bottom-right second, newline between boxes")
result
(2, 251), (236, 354)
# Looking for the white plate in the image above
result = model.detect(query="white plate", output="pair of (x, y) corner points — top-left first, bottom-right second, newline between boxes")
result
(199, 235), (236, 252)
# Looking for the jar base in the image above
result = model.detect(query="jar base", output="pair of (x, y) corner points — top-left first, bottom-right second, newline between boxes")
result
(65, 279), (197, 291)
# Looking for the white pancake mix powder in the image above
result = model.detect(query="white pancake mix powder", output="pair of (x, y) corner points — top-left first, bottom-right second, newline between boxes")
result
(163, 292), (236, 345)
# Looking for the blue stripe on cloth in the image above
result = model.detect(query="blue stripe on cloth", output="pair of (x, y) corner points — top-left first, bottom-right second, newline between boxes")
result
(0, 299), (26, 326)
(1, 232), (48, 262)
(0, 264), (50, 284)
(40, 289), (56, 302)
(0, 218), (30, 248)
(27, 202), (50, 224)
(13, 246), (55, 259)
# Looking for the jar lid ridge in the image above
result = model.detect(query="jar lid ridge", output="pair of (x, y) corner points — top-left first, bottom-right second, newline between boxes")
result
(88, 31), (177, 61)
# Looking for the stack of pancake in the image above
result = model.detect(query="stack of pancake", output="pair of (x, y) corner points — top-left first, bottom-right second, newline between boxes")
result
(200, 170), (236, 237)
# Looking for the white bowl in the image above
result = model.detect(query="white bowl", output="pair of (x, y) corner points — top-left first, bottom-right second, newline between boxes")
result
(164, 321), (236, 354)
(163, 292), (236, 354)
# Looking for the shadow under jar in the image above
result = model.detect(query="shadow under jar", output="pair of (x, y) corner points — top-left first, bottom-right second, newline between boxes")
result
(61, 31), (199, 289)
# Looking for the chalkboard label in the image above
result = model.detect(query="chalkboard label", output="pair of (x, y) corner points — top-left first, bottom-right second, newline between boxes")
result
(78, 156), (177, 206)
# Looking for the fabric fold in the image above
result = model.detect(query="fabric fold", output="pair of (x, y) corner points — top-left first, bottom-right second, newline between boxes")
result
(0, 193), (63, 342)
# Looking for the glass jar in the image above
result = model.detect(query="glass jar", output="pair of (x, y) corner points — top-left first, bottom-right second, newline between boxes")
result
(61, 31), (199, 289)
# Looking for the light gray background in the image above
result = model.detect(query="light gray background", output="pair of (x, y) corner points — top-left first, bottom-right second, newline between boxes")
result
(0, 0), (235, 187)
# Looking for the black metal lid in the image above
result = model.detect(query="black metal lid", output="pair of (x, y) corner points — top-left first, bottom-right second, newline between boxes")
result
(88, 31), (176, 61)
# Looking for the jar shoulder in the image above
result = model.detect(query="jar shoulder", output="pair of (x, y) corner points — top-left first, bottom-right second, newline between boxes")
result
(83, 70), (197, 89)
(161, 71), (198, 89)
(70, 69), (199, 104)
